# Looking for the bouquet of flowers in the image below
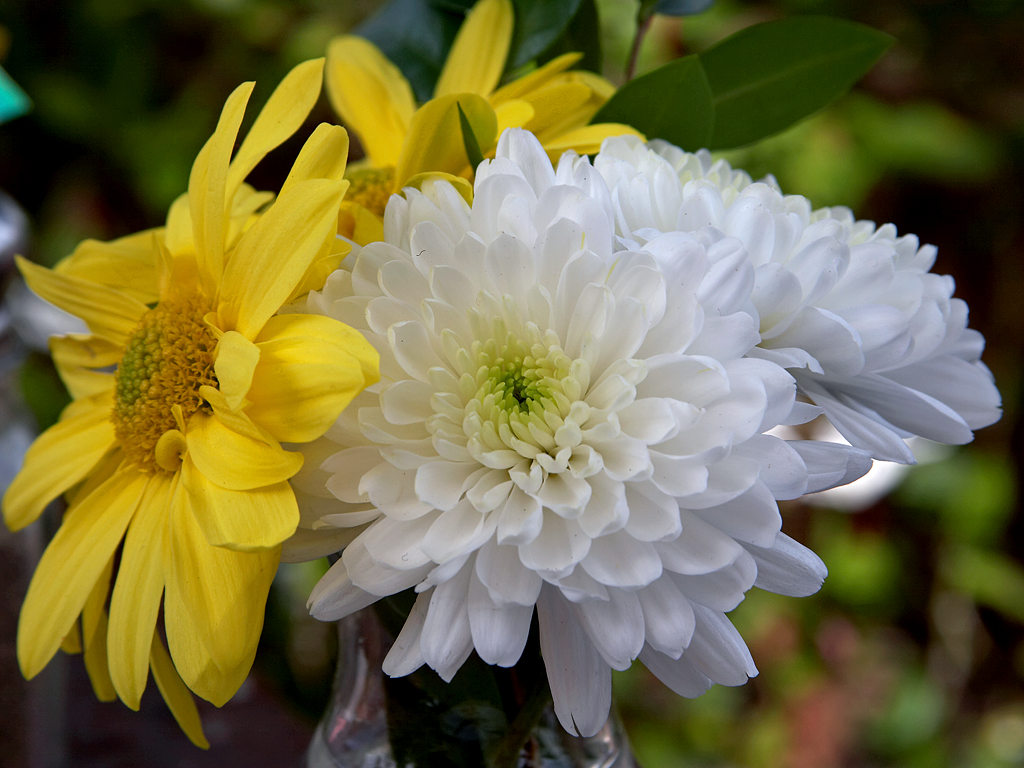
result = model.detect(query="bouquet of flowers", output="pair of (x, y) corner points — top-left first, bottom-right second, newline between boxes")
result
(1, 0), (1001, 765)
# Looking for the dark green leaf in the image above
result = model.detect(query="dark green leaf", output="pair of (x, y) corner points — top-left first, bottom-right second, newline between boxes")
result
(356, 0), (474, 102)
(534, 0), (602, 74)
(592, 54), (714, 150)
(457, 102), (485, 169)
(653, 0), (715, 16)
(508, 0), (583, 69)
(700, 16), (893, 149)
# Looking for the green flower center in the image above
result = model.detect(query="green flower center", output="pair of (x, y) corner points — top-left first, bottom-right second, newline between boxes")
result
(113, 296), (218, 471)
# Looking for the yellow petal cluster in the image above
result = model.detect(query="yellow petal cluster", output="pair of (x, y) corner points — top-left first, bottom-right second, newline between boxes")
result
(3, 59), (379, 747)
(324, 0), (641, 241)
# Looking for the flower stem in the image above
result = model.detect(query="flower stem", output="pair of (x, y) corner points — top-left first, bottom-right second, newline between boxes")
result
(486, 669), (553, 768)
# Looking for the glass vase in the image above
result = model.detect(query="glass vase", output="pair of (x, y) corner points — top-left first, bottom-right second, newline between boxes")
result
(306, 607), (637, 768)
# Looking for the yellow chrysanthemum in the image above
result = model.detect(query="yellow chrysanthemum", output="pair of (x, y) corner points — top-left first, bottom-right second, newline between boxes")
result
(2, 59), (378, 747)
(324, 0), (641, 241)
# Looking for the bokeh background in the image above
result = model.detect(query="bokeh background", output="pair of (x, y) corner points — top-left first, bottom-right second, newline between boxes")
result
(0, 0), (1021, 766)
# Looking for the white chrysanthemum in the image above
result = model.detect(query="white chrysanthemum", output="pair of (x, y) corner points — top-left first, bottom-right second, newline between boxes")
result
(595, 136), (1001, 463)
(299, 129), (869, 736)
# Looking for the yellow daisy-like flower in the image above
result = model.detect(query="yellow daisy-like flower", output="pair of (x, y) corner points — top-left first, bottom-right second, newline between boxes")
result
(3, 59), (378, 747)
(325, 0), (640, 241)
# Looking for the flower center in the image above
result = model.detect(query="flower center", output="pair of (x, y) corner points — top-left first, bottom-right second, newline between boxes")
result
(441, 321), (595, 472)
(113, 296), (218, 471)
(346, 166), (396, 217)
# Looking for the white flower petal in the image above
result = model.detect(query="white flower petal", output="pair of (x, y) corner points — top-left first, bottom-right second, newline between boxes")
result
(468, 570), (533, 667)
(638, 577), (695, 659)
(745, 532), (827, 597)
(537, 587), (612, 737)
(420, 562), (474, 681)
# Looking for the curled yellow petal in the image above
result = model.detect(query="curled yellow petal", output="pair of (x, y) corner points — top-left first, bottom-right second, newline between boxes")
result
(326, 35), (415, 167)
(214, 330), (261, 410)
(246, 313), (379, 444)
(186, 412), (302, 491)
(164, 481), (278, 706)
(435, 0), (513, 98)
(50, 334), (119, 400)
(182, 457), (299, 551)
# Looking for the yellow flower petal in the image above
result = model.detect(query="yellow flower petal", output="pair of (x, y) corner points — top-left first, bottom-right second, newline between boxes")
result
(216, 178), (347, 339)
(518, 81), (592, 133)
(50, 334), (119, 400)
(189, 80), (255, 289)
(149, 633), (210, 749)
(3, 393), (116, 531)
(214, 330), (261, 411)
(81, 556), (117, 702)
(490, 52), (582, 103)
(16, 255), (147, 346)
(280, 122), (351, 195)
(289, 236), (352, 304)
(17, 467), (148, 679)
(435, 0), (513, 98)
(108, 475), (172, 709)
(56, 230), (162, 305)
(225, 59), (325, 201)
(539, 123), (645, 157)
(81, 553), (115, 656)
(82, 611), (117, 703)
(186, 412), (302, 491)
(165, 193), (194, 258)
(61, 623), (82, 654)
(338, 201), (386, 246)
(164, 482), (278, 706)
(395, 93), (497, 185)
(494, 98), (536, 137)
(198, 384), (275, 444)
(403, 172), (474, 207)
(245, 313), (379, 444)
(325, 35), (415, 167)
(182, 457), (299, 551)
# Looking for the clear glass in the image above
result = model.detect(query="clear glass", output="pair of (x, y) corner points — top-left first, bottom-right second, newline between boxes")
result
(306, 608), (637, 768)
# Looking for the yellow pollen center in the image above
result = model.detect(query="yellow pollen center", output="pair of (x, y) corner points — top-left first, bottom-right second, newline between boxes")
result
(346, 166), (395, 217)
(113, 296), (218, 471)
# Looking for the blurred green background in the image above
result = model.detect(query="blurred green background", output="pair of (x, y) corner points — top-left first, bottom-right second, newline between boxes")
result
(0, 0), (1021, 766)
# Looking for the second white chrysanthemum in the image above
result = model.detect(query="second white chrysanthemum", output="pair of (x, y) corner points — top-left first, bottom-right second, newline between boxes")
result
(299, 129), (869, 735)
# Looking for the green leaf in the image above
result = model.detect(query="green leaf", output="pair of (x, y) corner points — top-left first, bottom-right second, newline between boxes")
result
(531, 0), (602, 74)
(356, 0), (473, 102)
(508, 0), (583, 69)
(457, 102), (485, 169)
(592, 54), (714, 149)
(700, 16), (893, 149)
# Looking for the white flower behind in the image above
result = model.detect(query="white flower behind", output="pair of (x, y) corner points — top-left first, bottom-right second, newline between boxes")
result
(300, 129), (868, 736)
(595, 136), (1001, 463)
